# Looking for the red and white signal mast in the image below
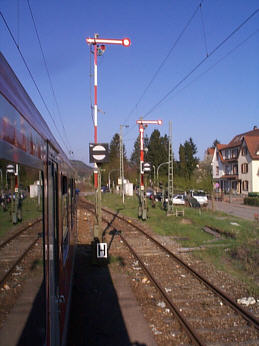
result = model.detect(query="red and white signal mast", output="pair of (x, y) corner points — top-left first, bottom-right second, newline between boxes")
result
(86, 34), (131, 260)
(86, 34), (131, 188)
(136, 118), (162, 220)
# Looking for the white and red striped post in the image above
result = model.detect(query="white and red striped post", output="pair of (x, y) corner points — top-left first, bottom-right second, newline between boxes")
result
(86, 35), (131, 189)
(139, 123), (144, 190)
(93, 42), (98, 188)
(136, 119), (162, 191)
(136, 119), (162, 220)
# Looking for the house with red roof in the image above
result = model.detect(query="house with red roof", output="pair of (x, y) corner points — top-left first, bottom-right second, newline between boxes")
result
(204, 147), (215, 161)
(211, 126), (259, 194)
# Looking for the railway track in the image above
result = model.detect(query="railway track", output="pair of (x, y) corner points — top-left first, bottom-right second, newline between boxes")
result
(82, 199), (259, 345)
(0, 219), (42, 288)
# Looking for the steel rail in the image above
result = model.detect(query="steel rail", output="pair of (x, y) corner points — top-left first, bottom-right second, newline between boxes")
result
(0, 235), (40, 287)
(82, 199), (259, 332)
(82, 201), (204, 345)
(103, 206), (259, 331)
(0, 218), (42, 250)
(119, 232), (205, 346)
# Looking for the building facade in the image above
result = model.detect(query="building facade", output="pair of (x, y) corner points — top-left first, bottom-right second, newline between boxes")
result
(211, 127), (259, 194)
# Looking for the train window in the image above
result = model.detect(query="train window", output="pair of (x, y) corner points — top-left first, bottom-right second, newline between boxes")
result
(62, 175), (69, 262)
(70, 178), (74, 228)
(0, 158), (45, 343)
(62, 175), (67, 194)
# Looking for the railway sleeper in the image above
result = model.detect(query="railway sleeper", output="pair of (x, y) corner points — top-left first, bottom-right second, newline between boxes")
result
(195, 325), (259, 340)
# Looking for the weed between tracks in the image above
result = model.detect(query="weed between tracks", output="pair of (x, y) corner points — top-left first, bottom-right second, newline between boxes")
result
(86, 193), (259, 295)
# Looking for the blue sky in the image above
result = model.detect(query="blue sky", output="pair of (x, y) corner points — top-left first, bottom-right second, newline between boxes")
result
(1, 0), (258, 164)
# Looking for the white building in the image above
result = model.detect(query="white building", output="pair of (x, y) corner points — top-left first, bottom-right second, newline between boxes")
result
(211, 127), (259, 194)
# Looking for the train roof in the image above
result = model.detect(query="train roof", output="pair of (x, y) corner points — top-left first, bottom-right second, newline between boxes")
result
(0, 52), (68, 159)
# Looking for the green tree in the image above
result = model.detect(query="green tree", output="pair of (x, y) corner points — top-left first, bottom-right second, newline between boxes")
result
(130, 135), (140, 166)
(147, 130), (169, 181)
(178, 138), (198, 180)
(179, 144), (187, 177)
(109, 133), (120, 161)
(130, 133), (150, 165)
(101, 133), (127, 186)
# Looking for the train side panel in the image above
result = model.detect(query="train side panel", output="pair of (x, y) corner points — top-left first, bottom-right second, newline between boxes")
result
(0, 52), (77, 346)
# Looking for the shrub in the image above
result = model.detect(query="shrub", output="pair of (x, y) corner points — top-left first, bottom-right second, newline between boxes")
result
(244, 197), (259, 206)
(248, 192), (259, 197)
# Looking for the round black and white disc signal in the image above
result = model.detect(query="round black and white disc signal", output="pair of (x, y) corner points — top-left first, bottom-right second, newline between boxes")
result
(143, 162), (151, 172)
(93, 145), (106, 160)
(89, 143), (109, 163)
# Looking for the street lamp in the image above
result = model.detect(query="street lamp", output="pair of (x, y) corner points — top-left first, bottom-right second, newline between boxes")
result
(157, 161), (169, 184)
(152, 165), (156, 186)
(120, 124), (129, 204)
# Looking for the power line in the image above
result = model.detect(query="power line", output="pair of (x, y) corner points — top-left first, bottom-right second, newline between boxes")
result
(199, 2), (208, 57)
(26, 0), (73, 154)
(16, 0), (20, 47)
(123, 8), (259, 140)
(143, 8), (259, 118)
(0, 9), (70, 154)
(122, 0), (205, 126)
(164, 28), (259, 105)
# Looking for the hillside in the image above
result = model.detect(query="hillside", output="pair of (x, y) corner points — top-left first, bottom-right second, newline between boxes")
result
(70, 160), (93, 178)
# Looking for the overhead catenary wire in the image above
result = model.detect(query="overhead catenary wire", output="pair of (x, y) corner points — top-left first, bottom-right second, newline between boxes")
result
(26, 0), (73, 155)
(142, 8), (259, 119)
(122, 0), (205, 127)
(199, 2), (208, 57)
(16, 0), (20, 48)
(163, 28), (259, 107)
(123, 8), (259, 140)
(0, 10), (71, 154)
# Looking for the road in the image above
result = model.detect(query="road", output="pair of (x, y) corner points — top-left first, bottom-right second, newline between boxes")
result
(208, 200), (259, 221)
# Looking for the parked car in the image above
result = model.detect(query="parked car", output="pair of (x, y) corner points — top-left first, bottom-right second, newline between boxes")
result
(190, 190), (208, 206)
(172, 194), (185, 205)
(146, 189), (154, 198)
(164, 194), (185, 205)
(154, 192), (163, 201)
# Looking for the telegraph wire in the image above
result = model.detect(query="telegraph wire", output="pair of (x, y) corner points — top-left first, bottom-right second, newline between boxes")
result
(26, 0), (73, 154)
(143, 8), (259, 118)
(160, 28), (259, 108)
(199, 2), (208, 57)
(123, 8), (259, 140)
(16, 0), (20, 48)
(122, 0), (205, 126)
(0, 10), (70, 154)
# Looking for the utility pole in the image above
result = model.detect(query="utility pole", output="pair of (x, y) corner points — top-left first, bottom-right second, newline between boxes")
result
(152, 165), (156, 187)
(120, 125), (129, 204)
(167, 121), (174, 215)
(136, 118), (162, 220)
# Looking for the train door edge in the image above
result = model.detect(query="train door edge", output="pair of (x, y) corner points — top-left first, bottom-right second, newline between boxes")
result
(46, 144), (60, 346)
